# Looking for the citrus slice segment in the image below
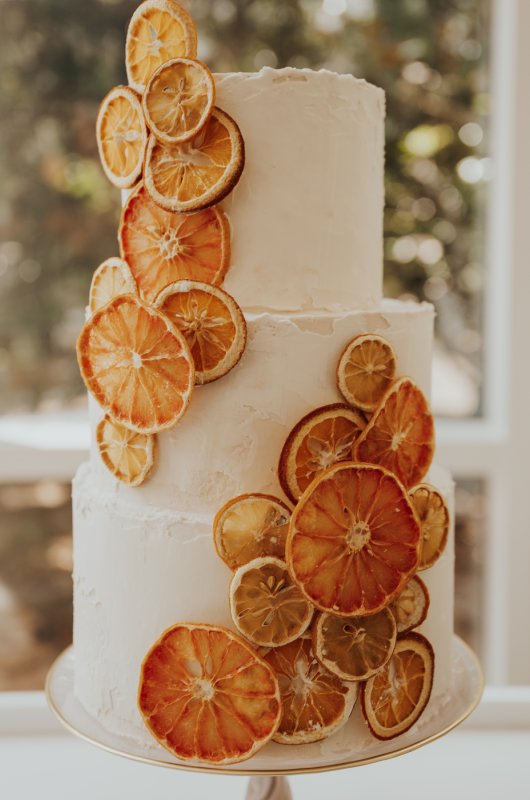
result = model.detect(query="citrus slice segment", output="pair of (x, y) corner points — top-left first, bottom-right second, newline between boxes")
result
(278, 404), (366, 504)
(390, 575), (430, 634)
(144, 107), (245, 213)
(361, 632), (434, 740)
(138, 623), (281, 765)
(126, 0), (198, 94)
(354, 377), (435, 489)
(409, 483), (450, 570)
(119, 183), (231, 304)
(89, 257), (137, 313)
(337, 334), (397, 412)
(264, 637), (357, 744)
(229, 557), (313, 648)
(77, 294), (194, 434)
(96, 414), (155, 486)
(154, 281), (246, 384)
(213, 494), (291, 570)
(313, 607), (397, 682)
(143, 58), (215, 145)
(286, 463), (421, 617)
(96, 86), (147, 189)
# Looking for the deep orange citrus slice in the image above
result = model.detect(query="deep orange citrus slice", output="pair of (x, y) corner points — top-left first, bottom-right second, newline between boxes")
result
(96, 86), (147, 189)
(337, 334), (397, 412)
(361, 632), (434, 740)
(409, 483), (450, 570)
(154, 280), (246, 384)
(313, 607), (397, 682)
(213, 494), (292, 570)
(119, 183), (231, 305)
(264, 637), (357, 744)
(77, 294), (194, 434)
(96, 414), (156, 486)
(138, 623), (281, 764)
(390, 575), (430, 634)
(278, 404), (366, 504)
(89, 257), (137, 313)
(144, 107), (245, 213)
(286, 463), (421, 617)
(354, 377), (435, 489)
(126, 0), (198, 94)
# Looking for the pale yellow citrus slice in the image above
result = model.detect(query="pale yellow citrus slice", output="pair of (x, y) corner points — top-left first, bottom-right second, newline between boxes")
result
(144, 107), (245, 213)
(278, 404), (366, 504)
(119, 183), (231, 304)
(138, 623), (281, 764)
(154, 280), (246, 384)
(286, 463), (421, 617)
(89, 257), (137, 313)
(409, 483), (450, 570)
(337, 334), (397, 412)
(313, 607), (397, 682)
(354, 377), (435, 489)
(390, 575), (430, 634)
(125, 0), (198, 94)
(96, 86), (147, 189)
(264, 637), (358, 744)
(96, 414), (155, 486)
(213, 494), (291, 570)
(361, 632), (434, 740)
(77, 294), (194, 434)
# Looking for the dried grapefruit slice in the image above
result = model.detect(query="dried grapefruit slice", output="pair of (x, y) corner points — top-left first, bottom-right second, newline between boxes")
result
(96, 414), (155, 486)
(354, 377), (435, 489)
(143, 58), (215, 145)
(119, 183), (230, 304)
(77, 294), (194, 434)
(337, 334), (397, 412)
(126, 0), (198, 94)
(410, 483), (450, 570)
(144, 107), (245, 213)
(361, 632), (434, 740)
(264, 637), (357, 744)
(96, 86), (147, 189)
(89, 257), (137, 313)
(229, 557), (313, 649)
(286, 463), (421, 617)
(390, 575), (430, 634)
(213, 494), (291, 570)
(278, 404), (366, 504)
(154, 281), (246, 384)
(138, 623), (281, 764)
(313, 607), (397, 682)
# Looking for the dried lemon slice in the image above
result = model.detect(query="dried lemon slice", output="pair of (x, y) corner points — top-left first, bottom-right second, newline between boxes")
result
(390, 575), (430, 634)
(213, 494), (291, 570)
(361, 632), (434, 740)
(154, 280), (247, 384)
(337, 334), (397, 412)
(96, 415), (155, 486)
(144, 107), (245, 213)
(313, 608), (397, 682)
(96, 86), (147, 189)
(410, 483), (450, 570)
(278, 403), (365, 504)
(138, 623), (281, 765)
(89, 257), (137, 313)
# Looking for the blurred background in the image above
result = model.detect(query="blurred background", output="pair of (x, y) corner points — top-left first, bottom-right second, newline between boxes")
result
(0, 0), (489, 689)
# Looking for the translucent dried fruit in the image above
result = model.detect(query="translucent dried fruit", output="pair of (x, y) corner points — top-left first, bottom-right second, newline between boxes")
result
(138, 623), (281, 764)
(96, 86), (147, 189)
(89, 257), (137, 314)
(410, 484), (450, 570)
(390, 575), (430, 634)
(337, 334), (397, 412)
(96, 414), (155, 486)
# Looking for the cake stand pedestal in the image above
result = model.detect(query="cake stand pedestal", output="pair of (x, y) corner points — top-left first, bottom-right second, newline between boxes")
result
(45, 635), (482, 799)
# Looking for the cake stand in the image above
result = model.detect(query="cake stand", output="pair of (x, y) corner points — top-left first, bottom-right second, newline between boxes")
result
(45, 635), (483, 799)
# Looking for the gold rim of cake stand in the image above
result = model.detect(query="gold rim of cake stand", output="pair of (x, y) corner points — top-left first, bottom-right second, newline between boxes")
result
(45, 636), (484, 777)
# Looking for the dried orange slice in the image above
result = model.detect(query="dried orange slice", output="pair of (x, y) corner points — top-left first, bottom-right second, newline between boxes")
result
(354, 377), (435, 489)
(96, 414), (155, 486)
(143, 58), (215, 145)
(278, 404), (366, 504)
(96, 86), (147, 189)
(119, 183), (231, 304)
(409, 484), (450, 570)
(390, 576), (430, 634)
(154, 281), (246, 384)
(126, 0), (198, 94)
(138, 623), (281, 764)
(213, 494), (291, 570)
(264, 637), (357, 744)
(361, 632), (434, 740)
(144, 107), (245, 213)
(313, 607), (397, 682)
(77, 294), (194, 434)
(337, 334), (397, 412)
(89, 257), (137, 313)
(229, 557), (313, 648)
(286, 463), (421, 617)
